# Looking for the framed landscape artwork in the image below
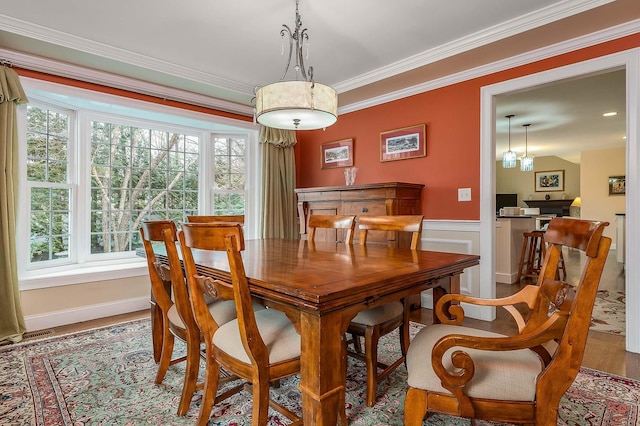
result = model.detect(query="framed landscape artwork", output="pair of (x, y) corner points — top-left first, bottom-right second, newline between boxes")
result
(609, 175), (625, 195)
(534, 170), (564, 192)
(321, 138), (354, 169)
(380, 124), (426, 162)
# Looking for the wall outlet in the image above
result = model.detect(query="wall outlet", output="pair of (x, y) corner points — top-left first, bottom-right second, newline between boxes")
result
(458, 188), (472, 202)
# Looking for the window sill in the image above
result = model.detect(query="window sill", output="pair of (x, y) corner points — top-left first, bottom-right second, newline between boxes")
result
(19, 259), (149, 291)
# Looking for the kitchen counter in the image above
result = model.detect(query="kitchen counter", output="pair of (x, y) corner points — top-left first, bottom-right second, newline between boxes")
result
(495, 217), (536, 284)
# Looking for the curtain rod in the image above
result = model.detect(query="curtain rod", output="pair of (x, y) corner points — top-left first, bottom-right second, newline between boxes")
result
(0, 58), (13, 67)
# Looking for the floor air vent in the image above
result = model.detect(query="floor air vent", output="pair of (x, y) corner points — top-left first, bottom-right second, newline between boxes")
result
(23, 329), (55, 339)
(1, 329), (56, 346)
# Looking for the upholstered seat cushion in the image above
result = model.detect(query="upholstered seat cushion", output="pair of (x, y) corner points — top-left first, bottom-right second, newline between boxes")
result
(406, 324), (544, 402)
(351, 301), (403, 326)
(168, 300), (264, 330)
(213, 308), (301, 364)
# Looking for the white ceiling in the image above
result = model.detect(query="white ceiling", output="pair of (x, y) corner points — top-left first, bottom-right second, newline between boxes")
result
(0, 0), (636, 162)
(496, 69), (627, 164)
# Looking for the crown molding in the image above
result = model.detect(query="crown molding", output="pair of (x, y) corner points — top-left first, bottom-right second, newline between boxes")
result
(0, 47), (254, 117)
(339, 18), (640, 115)
(0, 0), (611, 107)
(0, 14), (255, 97)
(333, 0), (613, 94)
(2, 4), (634, 119)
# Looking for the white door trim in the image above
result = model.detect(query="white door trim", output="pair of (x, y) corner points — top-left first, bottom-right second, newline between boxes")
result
(480, 48), (640, 352)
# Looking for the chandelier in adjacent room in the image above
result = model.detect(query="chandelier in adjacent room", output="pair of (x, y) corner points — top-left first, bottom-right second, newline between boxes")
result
(521, 123), (534, 171)
(254, 0), (337, 130)
(502, 114), (517, 168)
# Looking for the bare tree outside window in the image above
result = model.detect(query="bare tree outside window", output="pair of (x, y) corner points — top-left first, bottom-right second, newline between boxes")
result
(23, 98), (250, 272)
(26, 106), (71, 263)
(212, 135), (245, 215)
(26, 105), (200, 263)
(89, 122), (199, 254)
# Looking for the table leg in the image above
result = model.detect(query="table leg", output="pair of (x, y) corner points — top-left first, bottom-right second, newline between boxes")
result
(431, 274), (461, 324)
(299, 310), (345, 425)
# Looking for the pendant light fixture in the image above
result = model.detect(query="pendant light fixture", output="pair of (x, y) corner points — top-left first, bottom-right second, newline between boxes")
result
(254, 0), (338, 130)
(502, 114), (516, 168)
(521, 123), (534, 171)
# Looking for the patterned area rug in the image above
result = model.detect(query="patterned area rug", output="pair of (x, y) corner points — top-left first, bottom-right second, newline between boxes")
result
(591, 290), (626, 335)
(1, 318), (639, 425)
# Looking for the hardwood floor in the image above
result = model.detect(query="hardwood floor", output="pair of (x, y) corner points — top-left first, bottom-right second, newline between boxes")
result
(38, 309), (150, 336)
(14, 249), (639, 380)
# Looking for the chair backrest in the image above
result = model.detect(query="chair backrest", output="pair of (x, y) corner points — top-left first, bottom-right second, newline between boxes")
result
(308, 214), (356, 244)
(178, 222), (267, 366)
(140, 220), (177, 313)
(358, 215), (424, 249)
(141, 220), (200, 334)
(525, 218), (611, 400)
(187, 214), (245, 225)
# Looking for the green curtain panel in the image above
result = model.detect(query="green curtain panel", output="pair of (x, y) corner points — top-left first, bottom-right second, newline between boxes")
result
(259, 126), (298, 239)
(0, 65), (28, 343)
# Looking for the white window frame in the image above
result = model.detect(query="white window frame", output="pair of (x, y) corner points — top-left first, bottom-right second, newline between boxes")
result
(23, 101), (77, 269)
(79, 111), (207, 262)
(17, 77), (260, 290)
(206, 133), (249, 215)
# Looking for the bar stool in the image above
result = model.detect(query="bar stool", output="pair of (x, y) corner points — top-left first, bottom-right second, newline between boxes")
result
(517, 230), (546, 282)
(517, 230), (566, 283)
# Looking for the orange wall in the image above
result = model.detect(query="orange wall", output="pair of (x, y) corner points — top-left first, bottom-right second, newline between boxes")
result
(296, 33), (640, 220)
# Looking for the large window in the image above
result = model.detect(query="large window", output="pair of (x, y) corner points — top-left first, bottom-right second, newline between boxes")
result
(18, 80), (258, 287)
(89, 120), (200, 254)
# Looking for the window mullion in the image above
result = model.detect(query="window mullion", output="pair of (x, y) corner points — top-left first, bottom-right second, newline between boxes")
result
(75, 110), (90, 264)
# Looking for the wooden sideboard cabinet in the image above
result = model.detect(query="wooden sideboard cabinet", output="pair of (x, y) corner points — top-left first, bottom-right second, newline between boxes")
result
(295, 182), (424, 248)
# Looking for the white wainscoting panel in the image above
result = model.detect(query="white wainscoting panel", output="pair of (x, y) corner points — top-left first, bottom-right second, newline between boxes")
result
(419, 220), (488, 321)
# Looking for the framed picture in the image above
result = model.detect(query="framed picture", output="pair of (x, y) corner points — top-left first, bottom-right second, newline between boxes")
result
(380, 124), (426, 162)
(321, 138), (354, 169)
(534, 170), (564, 192)
(609, 175), (626, 195)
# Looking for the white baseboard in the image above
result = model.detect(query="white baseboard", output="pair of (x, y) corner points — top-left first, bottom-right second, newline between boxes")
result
(495, 272), (518, 284)
(24, 296), (149, 332)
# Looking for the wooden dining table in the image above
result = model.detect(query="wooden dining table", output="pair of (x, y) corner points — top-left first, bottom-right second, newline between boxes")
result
(151, 238), (479, 425)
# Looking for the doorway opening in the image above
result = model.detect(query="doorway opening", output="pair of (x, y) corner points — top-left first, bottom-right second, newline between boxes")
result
(479, 49), (639, 353)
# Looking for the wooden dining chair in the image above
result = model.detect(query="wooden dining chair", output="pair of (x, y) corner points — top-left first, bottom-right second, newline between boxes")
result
(140, 220), (239, 416)
(348, 214), (424, 406)
(187, 214), (245, 224)
(140, 220), (175, 365)
(179, 222), (302, 426)
(307, 214), (356, 244)
(404, 218), (611, 426)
